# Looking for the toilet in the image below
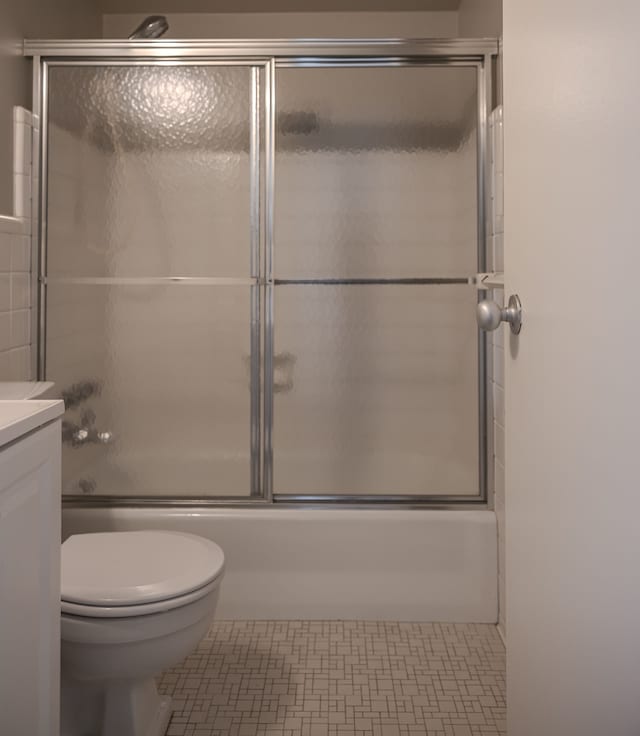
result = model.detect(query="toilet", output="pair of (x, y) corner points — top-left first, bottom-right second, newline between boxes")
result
(60, 530), (225, 736)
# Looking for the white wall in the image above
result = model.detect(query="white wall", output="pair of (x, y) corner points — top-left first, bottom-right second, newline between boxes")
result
(505, 0), (640, 733)
(100, 0), (460, 11)
(103, 11), (459, 39)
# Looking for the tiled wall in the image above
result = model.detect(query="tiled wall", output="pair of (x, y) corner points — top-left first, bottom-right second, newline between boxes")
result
(0, 107), (35, 381)
(489, 105), (506, 640)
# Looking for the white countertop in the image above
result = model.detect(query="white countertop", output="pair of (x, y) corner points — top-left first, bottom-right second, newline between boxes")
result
(0, 400), (65, 448)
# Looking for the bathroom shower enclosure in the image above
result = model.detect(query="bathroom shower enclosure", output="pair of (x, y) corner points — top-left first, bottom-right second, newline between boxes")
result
(26, 38), (497, 506)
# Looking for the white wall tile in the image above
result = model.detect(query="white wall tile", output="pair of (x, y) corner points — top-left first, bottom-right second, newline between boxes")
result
(0, 274), (11, 311)
(0, 240), (11, 272)
(494, 421), (505, 467)
(11, 273), (30, 310)
(493, 343), (505, 388)
(493, 232), (504, 270)
(10, 309), (30, 348)
(13, 123), (32, 176)
(8, 346), (32, 380)
(13, 173), (30, 219)
(0, 351), (10, 379)
(0, 312), (10, 352)
(493, 383), (505, 425)
(0, 108), (34, 381)
(494, 171), (504, 219)
(14, 107), (34, 127)
(493, 112), (504, 174)
(10, 234), (30, 272)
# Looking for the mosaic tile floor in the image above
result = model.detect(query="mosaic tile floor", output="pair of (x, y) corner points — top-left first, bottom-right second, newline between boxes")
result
(158, 621), (506, 736)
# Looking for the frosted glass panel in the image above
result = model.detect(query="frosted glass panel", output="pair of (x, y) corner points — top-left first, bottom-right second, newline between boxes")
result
(275, 66), (478, 279)
(47, 65), (254, 278)
(47, 284), (252, 496)
(273, 285), (479, 496)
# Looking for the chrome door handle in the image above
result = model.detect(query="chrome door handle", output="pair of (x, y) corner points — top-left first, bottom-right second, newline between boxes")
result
(477, 294), (523, 334)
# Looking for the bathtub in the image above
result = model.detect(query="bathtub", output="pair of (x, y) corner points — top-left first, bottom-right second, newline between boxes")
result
(63, 507), (497, 623)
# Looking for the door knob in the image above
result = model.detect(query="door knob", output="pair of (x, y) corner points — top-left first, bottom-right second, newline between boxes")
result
(476, 294), (522, 334)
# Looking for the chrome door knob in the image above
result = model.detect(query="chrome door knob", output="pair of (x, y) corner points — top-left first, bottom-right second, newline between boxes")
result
(476, 294), (523, 334)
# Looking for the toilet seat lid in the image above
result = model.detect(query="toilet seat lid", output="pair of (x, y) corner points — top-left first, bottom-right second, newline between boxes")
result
(61, 530), (225, 607)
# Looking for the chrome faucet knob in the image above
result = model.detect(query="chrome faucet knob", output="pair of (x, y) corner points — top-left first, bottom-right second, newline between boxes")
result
(73, 428), (89, 443)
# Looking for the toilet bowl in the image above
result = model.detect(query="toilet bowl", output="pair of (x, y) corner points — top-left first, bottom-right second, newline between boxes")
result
(60, 530), (225, 736)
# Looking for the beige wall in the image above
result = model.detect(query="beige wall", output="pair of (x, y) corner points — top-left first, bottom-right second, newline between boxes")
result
(458, 0), (502, 36)
(0, 0), (101, 215)
(101, 0), (460, 11)
(103, 11), (459, 38)
(505, 0), (640, 732)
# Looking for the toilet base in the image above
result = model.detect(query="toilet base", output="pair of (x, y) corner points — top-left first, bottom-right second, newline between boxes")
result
(150, 696), (173, 736)
(62, 676), (172, 736)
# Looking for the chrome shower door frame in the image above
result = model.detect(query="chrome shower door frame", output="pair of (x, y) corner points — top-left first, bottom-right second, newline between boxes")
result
(26, 38), (497, 507)
(35, 56), (271, 502)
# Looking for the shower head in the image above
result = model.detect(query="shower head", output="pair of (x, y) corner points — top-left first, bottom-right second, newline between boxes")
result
(128, 15), (169, 40)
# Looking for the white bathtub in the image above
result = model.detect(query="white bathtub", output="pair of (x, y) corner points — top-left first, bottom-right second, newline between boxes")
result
(63, 507), (497, 623)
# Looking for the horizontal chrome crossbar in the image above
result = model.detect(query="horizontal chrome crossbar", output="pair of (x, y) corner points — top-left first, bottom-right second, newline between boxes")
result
(274, 277), (472, 286)
(42, 276), (474, 287)
(42, 276), (258, 286)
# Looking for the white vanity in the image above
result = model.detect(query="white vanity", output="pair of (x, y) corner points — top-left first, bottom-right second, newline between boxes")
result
(0, 395), (64, 736)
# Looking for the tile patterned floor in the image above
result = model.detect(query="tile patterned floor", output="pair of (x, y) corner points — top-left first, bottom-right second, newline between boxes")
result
(158, 621), (506, 736)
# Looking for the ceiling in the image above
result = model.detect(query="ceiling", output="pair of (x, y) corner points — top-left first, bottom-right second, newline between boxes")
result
(100, 0), (461, 13)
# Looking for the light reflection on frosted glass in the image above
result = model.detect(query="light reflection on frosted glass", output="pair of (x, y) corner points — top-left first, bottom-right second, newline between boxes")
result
(47, 65), (254, 278)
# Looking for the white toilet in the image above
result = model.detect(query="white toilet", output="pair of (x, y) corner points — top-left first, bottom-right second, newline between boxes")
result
(60, 530), (225, 736)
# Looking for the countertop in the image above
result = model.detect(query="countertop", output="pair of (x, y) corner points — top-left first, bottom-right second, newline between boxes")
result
(0, 400), (65, 448)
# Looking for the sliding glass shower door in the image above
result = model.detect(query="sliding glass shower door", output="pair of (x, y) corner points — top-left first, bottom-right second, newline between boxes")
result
(45, 62), (266, 498)
(40, 50), (488, 502)
(272, 65), (481, 498)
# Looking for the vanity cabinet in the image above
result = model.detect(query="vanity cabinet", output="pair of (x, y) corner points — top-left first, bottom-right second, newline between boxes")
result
(0, 407), (63, 736)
